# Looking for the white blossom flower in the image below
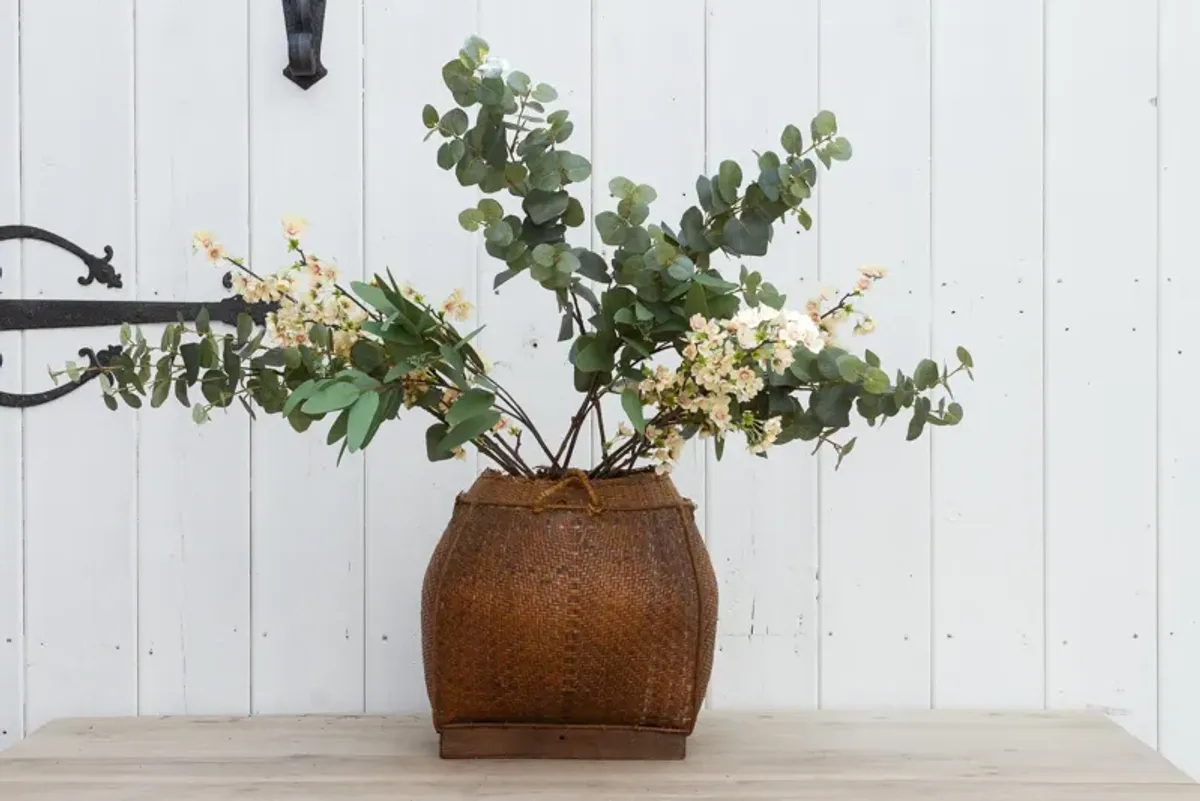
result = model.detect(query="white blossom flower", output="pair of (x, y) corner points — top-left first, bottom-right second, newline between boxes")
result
(282, 215), (308, 240)
(441, 288), (473, 322)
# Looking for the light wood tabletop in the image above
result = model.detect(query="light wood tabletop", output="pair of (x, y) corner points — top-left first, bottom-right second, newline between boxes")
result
(1, 711), (1197, 799)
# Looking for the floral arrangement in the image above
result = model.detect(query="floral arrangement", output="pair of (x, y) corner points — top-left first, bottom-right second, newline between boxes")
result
(60, 36), (971, 478)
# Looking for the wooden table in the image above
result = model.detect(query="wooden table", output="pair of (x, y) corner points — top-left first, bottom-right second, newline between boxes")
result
(1, 711), (1197, 799)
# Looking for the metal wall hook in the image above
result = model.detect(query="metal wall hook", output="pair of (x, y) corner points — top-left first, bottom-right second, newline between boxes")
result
(281, 0), (328, 90)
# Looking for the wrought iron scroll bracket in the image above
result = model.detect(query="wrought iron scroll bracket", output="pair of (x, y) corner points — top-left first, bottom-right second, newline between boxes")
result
(281, 0), (328, 90)
(0, 225), (277, 409)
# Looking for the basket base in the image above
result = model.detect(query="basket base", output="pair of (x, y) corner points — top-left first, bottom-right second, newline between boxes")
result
(439, 725), (687, 760)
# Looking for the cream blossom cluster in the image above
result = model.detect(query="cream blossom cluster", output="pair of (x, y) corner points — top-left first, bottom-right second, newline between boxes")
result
(805, 264), (887, 344)
(633, 306), (825, 474)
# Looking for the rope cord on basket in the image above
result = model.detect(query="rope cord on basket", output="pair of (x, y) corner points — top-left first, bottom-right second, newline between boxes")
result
(531, 469), (605, 516)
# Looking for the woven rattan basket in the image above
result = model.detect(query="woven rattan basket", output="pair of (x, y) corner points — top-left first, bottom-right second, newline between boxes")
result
(421, 468), (718, 760)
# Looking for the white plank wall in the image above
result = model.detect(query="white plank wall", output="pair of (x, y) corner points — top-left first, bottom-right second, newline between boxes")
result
(817, 0), (933, 707)
(134, 0), (252, 717)
(1044, 0), (1159, 746)
(929, 0), (1045, 708)
(706, 0), (820, 708)
(18, 0), (138, 735)
(361, 0), (480, 716)
(0, 0), (20, 752)
(1158, 0), (1200, 780)
(2, 0), (1200, 780)
(247, 1), (365, 715)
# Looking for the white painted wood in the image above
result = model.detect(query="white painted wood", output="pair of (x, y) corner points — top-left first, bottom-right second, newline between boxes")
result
(592, 0), (708, 526)
(705, 0), (820, 709)
(929, 0), (1045, 708)
(247, 0), (365, 714)
(1158, 0), (1200, 780)
(0, 0), (21, 750)
(361, 0), (479, 714)
(8, 0), (1200, 780)
(133, 0), (251, 716)
(1043, 0), (1158, 746)
(18, 0), (138, 733)
(817, 0), (934, 707)
(2, 712), (1196, 799)
(478, 0), (593, 470)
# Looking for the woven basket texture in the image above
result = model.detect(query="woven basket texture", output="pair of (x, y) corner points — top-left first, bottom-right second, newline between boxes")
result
(421, 468), (718, 734)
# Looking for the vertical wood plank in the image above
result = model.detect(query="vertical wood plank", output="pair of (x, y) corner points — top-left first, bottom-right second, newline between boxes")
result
(817, 0), (933, 707)
(930, 0), (1045, 708)
(593, 0), (707, 522)
(705, 0), (820, 709)
(1044, 0), (1157, 745)
(0, 0), (21, 749)
(248, 0), (365, 714)
(478, 0), (593, 468)
(19, 0), (137, 731)
(1158, 0), (1199, 775)
(361, 0), (478, 714)
(133, 0), (251, 716)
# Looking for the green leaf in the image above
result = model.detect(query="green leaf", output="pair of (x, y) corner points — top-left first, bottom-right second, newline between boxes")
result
(574, 333), (615, 373)
(596, 211), (628, 246)
(814, 384), (856, 427)
(477, 198), (504, 223)
(180, 343), (201, 385)
(956, 346), (974, 369)
(446, 388), (496, 426)
(347, 391), (381, 452)
(327, 408), (350, 445)
(191, 404), (207, 424)
(945, 402), (964, 425)
(632, 184), (657, 205)
(837, 354), (866, 383)
(575, 249), (610, 283)
(781, 124), (803, 154)
(458, 208), (484, 232)
(422, 104), (439, 129)
(532, 83), (557, 102)
(714, 436), (726, 461)
(811, 110), (838, 139)
(828, 136), (853, 161)
(906, 407), (927, 441)
(789, 348), (819, 381)
(441, 108), (468, 136)
(696, 175), (715, 213)
(796, 208), (813, 231)
(236, 312), (253, 345)
(680, 206), (708, 252)
(437, 139), (466, 170)
(557, 249), (581, 275)
(485, 220), (514, 247)
(174, 376), (190, 408)
(563, 197), (586, 227)
(150, 376), (170, 409)
(862, 367), (890, 395)
(523, 189), (570, 225)
(684, 282), (709, 319)
(548, 109), (570, 126)
(558, 311), (574, 342)
(439, 410), (501, 452)
(195, 307), (211, 335)
(301, 381), (361, 415)
(425, 423), (455, 461)
(914, 359), (940, 391)
(621, 388), (647, 434)
(717, 160), (743, 204)
(559, 152), (591, 183)
(865, 349), (881, 368)
(506, 70), (531, 94)
(604, 176), (632, 201)
(351, 280), (398, 315)
(532, 243), (557, 267)
(834, 437), (857, 469)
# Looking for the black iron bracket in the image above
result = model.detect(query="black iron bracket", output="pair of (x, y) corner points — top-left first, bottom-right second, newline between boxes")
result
(282, 0), (328, 90)
(0, 225), (276, 409)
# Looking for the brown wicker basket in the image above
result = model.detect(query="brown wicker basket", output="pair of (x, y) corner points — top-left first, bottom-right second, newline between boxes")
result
(421, 468), (718, 760)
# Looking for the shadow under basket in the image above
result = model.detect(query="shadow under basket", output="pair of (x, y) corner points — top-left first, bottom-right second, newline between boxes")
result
(421, 469), (718, 760)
